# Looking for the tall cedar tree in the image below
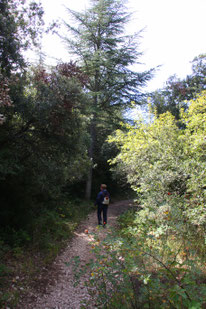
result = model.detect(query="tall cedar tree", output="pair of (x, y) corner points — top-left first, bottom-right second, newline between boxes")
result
(65, 0), (153, 199)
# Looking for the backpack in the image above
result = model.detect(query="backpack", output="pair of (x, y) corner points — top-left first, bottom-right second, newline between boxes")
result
(102, 192), (110, 205)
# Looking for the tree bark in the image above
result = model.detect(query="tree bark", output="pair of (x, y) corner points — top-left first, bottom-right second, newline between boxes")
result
(85, 162), (93, 200)
(85, 71), (99, 200)
(85, 119), (96, 200)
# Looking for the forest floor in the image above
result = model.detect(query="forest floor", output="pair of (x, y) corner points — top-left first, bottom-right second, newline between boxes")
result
(18, 200), (133, 309)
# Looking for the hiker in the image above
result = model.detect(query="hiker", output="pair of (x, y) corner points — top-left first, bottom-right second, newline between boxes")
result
(95, 184), (110, 227)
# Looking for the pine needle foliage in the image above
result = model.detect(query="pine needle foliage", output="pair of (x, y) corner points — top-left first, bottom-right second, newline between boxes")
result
(65, 0), (153, 113)
(64, 0), (154, 197)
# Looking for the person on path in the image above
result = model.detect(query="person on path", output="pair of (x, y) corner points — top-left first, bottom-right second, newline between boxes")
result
(95, 184), (110, 227)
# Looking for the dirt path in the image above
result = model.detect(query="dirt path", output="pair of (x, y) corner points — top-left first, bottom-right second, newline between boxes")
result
(20, 200), (133, 309)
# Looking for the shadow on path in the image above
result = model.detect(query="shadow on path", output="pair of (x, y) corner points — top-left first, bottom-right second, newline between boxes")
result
(19, 200), (134, 309)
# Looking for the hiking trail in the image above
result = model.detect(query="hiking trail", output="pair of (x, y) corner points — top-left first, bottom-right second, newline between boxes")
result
(19, 200), (133, 309)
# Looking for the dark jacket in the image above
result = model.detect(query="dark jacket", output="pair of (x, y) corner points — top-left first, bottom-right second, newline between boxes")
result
(95, 189), (110, 207)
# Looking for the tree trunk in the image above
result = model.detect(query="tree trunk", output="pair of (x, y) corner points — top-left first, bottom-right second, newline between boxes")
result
(85, 80), (98, 200)
(85, 119), (96, 200)
(85, 163), (93, 200)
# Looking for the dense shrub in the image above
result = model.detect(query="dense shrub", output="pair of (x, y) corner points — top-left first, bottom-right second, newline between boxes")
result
(109, 91), (206, 233)
(0, 64), (90, 246)
(78, 91), (206, 308)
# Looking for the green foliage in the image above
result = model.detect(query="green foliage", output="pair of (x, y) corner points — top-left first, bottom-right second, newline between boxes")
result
(109, 92), (206, 211)
(65, 0), (153, 111)
(0, 0), (44, 76)
(31, 198), (93, 250)
(65, 0), (154, 198)
(0, 0), (92, 250)
(0, 63), (91, 246)
(83, 91), (206, 307)
(0, 198), (93, 308)
(109, 92), (206, 234)
(150, 54), (206, 119)
(70, 207), (206, 308)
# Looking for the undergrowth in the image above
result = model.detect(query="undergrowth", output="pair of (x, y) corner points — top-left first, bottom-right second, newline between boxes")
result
(0, 198), (93, 308)
(71, 206), (206, 309)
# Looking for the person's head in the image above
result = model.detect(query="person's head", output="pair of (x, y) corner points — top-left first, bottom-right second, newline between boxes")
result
(100, 184), (107, 191)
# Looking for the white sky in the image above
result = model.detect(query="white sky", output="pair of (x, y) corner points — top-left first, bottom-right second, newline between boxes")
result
(32, 0), (206, 92)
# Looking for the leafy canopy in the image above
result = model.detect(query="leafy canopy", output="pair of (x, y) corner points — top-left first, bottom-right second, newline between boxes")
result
(109, 91), (206, 214)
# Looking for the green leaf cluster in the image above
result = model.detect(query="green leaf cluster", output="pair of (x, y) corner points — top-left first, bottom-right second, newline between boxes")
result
(149, 54), (206, 120)
(0, 63), (91, 246)
(0, 0), (44, 76)
(98, 91), (206, 307)
(109, 91), (206, 211)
